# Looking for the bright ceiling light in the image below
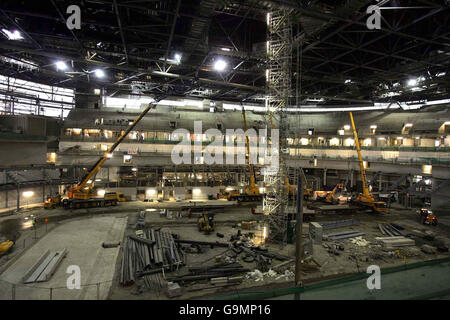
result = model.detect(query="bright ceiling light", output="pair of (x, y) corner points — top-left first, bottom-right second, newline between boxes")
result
(174, 53), (182, 63)
(55, 61), (68, 71)
(343, 125), (350, 130)
(407, 79), (417, 86)
(220, 47), (231, 52)
(213, 59), (227, 72)
(345, 79), (352, 84)
(94, 69), (105, 78)
(2, 29), (23, 40)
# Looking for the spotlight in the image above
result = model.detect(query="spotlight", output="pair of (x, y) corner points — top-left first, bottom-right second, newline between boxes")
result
(55, 61), (68, 71)
(2, 29), (23, 40)
(174, 53), (182, 63)
(407, 79), (417, 87)
(213, 59), (227, 72)
(94, 69), (105, 78)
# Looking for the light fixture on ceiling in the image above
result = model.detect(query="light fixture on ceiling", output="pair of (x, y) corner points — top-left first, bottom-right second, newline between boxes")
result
(213, 59), (227, 72)
(407, 79), (417, 86)
(94, 69), (105, 78)
(174, 53), (182, 63)
(55, 61), (68, 71)
(1, 29), (23, 40)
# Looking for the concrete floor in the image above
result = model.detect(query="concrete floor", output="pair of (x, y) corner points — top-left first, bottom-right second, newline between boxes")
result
(0, 215), (127, 300)
(1, 200), (449, 300)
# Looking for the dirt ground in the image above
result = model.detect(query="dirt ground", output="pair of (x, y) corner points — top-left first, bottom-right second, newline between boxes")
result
(1, 200), (449, 300)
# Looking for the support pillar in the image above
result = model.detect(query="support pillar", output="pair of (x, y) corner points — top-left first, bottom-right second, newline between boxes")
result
(323, 168), (327, 186)
(16, 184), (20, 210)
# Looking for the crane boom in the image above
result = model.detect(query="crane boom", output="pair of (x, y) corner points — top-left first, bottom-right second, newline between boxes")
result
(241, 104), (257, 191)
(69, 95), (165, 198)
(349, 112), (388, 213)
(349, 111), (371, 199)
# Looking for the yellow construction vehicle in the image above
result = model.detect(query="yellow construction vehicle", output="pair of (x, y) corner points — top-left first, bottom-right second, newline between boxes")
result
(0, 240), (14, 256)
(223, 105), (262, 202)
(44, 193), (61, 209)
(325, 184), (344, 204)
(62, 96), (164, 209)
(197, 212), (216, 234)
(349, 112), (388, 213)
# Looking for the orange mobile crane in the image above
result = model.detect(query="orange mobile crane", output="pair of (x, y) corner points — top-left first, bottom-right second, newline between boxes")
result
(60, 95), (165, 209)
(349, 112), (388, 213)
(223, 105), (262, 202)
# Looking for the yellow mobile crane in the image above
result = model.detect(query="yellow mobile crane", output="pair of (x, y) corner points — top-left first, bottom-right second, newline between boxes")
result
(60, 95), (165, 209)
(349, 112), (388, 213)
(223, 105), (262, 202)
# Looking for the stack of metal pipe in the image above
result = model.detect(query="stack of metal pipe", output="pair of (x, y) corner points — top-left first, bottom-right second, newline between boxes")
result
(119, 228), (185, 289)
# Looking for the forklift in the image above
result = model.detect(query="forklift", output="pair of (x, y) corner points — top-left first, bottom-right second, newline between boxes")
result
(197, 212), (216, 234)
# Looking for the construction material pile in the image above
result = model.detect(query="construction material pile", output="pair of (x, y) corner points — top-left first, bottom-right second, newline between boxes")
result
(165, 262), (249, 283)
(23, 249), (67, 284)
(378, 223), (404, 237)
(324, 230), (365, 241)
(320, 219), (359, 230)
(375, 236), (415, 250)
(120, 228), (185, 289)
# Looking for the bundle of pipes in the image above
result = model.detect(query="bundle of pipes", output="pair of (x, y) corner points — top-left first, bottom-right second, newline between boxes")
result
(120, 228), (185, 289)
(166, 262), (249, 283)
(378, 224), (404, 237)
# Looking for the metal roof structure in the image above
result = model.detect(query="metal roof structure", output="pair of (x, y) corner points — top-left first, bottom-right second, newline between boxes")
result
(0, 0), (448, 107)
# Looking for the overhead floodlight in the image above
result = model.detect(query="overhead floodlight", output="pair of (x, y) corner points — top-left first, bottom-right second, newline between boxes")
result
(343, 125), (350, 130)
(407, 79), (417, 86)
(174, 53), (182, 63)
(345, 79), (352, 84)
(220, 47), (231, 52)
(94, 69), (105, 78)
(55, 61), (68, 71)
(2, 29), (23, 40)
(213, 59), (227, 72)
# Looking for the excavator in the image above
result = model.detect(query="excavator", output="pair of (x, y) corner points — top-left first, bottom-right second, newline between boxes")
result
(325, 183), (345, 204)
(58, 95), (165, 209)
(349, 112), (388, 214)
(223, 105), (262, 202)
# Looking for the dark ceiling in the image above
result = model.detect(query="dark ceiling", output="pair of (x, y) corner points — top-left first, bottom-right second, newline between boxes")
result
(0, 0), (448, 107)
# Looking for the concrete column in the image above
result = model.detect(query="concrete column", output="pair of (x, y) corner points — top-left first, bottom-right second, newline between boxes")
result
(323, 168), (327, 186)
(16, 184), (20, 210)
(350, 170), (354, 187)
(5, 190), (8, 209)
(378, 174), (382, 191)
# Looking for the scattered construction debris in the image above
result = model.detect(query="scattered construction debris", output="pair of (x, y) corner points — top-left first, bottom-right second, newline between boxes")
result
(421, 244), (437, 254)
(349, 236), (369, 247)
(22, 249), (67, 283)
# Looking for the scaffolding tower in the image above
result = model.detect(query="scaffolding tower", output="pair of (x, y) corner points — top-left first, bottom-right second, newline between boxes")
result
(263, 8), (293, 243)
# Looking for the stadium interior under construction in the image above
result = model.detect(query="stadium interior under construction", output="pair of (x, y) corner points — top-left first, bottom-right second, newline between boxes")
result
(0, 0), (449, 301)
